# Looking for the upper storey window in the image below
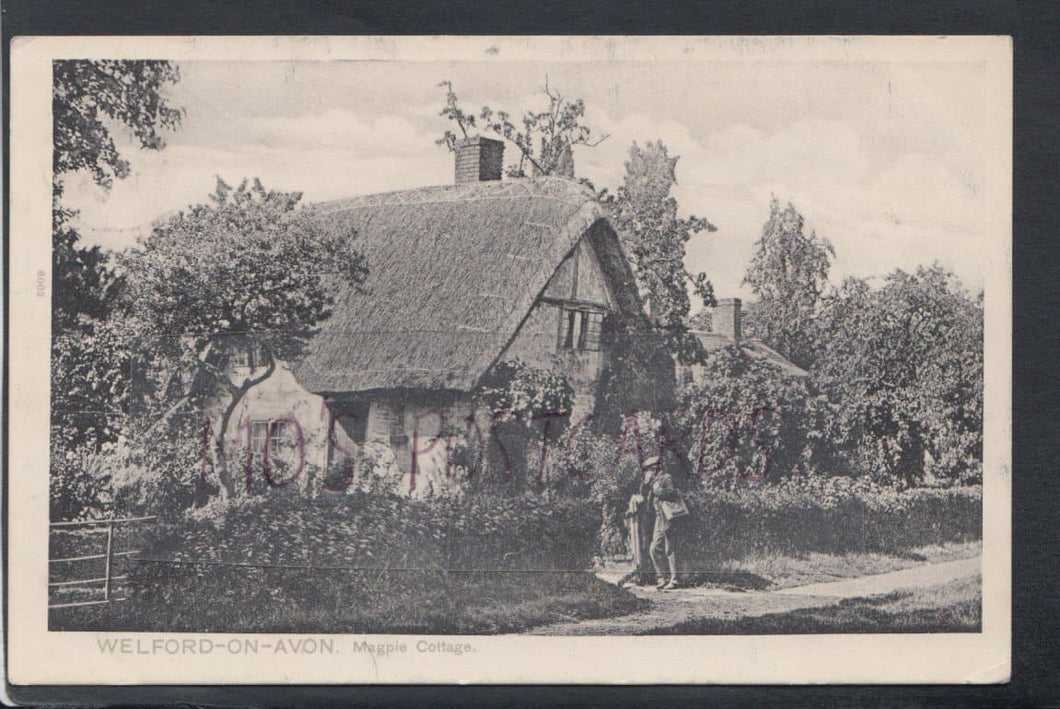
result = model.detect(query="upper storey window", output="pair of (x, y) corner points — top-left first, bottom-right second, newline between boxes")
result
(560, 308), (603, 351)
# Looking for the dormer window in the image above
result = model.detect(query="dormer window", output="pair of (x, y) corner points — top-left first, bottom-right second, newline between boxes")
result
(560, 307), (603, 351)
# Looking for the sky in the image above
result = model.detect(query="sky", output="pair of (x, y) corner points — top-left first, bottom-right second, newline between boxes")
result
(63, 53), (1001, 304)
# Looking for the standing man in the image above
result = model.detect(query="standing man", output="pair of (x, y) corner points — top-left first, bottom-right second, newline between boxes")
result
(641, 455), (686, 590)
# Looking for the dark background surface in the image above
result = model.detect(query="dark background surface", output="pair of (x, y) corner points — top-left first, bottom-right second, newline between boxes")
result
(3, 0), (1057, 706)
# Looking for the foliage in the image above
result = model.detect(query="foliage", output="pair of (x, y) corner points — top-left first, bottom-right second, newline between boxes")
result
(678, 477), (981, 567)
(594, 313), (678, 436)
(65, 563), (641, 635)
(602, 141), (717, 331)
(814, 265), (983, 485)
(121, 177), (369, 497)
(53, 60), (183, 190)
(686, 308), (712, 332)
(545, 415), (660, 556)
(743, 196), (834, 368)
(109, 415), (213, 519)
(475, 359), (575, 422)
(143, 489), (601, 576)
(472, 359), (575, 492)
(435, 78), (607, 178)
(676, 346), (837, 487)
(49, 439), (114, 521)
(51, 315), (135, 451)
(51, 60), (183, 453)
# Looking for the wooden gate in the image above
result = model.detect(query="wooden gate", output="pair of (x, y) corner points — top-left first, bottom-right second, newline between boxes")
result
(48, 516), (156, 609)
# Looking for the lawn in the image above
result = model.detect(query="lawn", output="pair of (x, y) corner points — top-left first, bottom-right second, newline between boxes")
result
(50, 565), (647, 634)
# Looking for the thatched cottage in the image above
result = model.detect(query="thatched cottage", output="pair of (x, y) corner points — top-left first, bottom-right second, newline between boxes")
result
(227, 138), (648, 494)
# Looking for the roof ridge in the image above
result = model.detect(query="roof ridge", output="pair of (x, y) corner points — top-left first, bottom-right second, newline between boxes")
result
(311, 176), (593, 214)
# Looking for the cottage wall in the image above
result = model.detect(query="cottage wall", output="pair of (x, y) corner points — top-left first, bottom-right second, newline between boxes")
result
(499, 237), (614, 417)
(221, 363), (330, 493)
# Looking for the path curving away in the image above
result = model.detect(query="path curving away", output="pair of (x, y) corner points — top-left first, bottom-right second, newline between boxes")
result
(527, 556), (981, 636)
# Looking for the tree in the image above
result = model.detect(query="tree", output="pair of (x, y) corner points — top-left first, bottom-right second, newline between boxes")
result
(122, 177), (369, 498)
(743, 197), (834, 369)
(603, 141), (716, 333)
(51, 60), (183, 451)
(435, 78), (608, 178)
(53, 60), (183, 192)
(814, 265), (983, 485)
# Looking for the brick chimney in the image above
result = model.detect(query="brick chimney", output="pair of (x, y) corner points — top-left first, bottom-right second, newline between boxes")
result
(454, 136), (504, 184)
(713, 298), (742, 342)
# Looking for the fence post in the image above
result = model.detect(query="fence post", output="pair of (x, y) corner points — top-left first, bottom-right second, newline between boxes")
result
(103, 522), (114, 601)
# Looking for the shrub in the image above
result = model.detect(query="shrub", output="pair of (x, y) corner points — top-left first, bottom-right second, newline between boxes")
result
(675, 477), (981, 571)
(109, 416), (207, 520)
(677, 345), (839, 485)
(471, 359), (575, 493)
(120, 490), (610, 634)
(49, 437), (113, 521)
(541, 414), (673, 557)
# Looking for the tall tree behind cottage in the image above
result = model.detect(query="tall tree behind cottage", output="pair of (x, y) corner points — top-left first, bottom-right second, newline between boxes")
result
(594, 142), (717, 434)
(51, 60), (183, 450)
(604, 140), (717, 332)
(743, 196), (835, 370)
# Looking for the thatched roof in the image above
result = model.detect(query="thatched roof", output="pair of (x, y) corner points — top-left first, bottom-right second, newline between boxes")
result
(688, 331), (808, 377)
(292, 177), (641, 394)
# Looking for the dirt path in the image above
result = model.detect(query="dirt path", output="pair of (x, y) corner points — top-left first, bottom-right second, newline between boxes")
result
(528, 556), (980, 636)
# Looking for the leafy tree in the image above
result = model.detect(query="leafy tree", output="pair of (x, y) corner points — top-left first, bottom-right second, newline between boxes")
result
(51, 60), (183, 451)
(815, 265), (983, 486)
(53, 60), (183, 319)
(53, 60), (183, 191)
(603, 140), (716, 333)
(592, 142), (716, 432)
(594, 313), (678, 436)
(122, 177), (369, 498)
(686, 308), (713, 332)
(743, 196), (834, 369)
(435, 78), (608, 178)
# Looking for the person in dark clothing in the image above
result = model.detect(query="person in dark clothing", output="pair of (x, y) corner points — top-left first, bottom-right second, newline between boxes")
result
(640, 456), (684, 590)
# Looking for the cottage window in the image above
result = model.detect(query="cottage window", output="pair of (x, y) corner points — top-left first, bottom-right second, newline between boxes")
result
(389, 403), (407, 443)
(232, 341), (266, 369)
(250, 419), (297, 455)
(560, 308), (603, 351)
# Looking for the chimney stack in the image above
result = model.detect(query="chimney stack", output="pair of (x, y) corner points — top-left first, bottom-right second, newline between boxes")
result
(454, 136), (504, 184)
(713, 298), (742, 342)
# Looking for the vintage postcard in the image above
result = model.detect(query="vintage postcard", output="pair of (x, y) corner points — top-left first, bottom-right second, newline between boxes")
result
(6, 35), (1011, 686)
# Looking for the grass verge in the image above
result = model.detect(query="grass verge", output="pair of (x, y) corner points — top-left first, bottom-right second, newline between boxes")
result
(651, 574), (981, 634)
(678, 540), (981, 591)
(50, 565), (646, 634)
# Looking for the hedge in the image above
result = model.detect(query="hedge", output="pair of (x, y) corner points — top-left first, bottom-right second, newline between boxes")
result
(116, 491), (606, 633)
(136, 490), (601, 575)
(675, 477), (982, 569)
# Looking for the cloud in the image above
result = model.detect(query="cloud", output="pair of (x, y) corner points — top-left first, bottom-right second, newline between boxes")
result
(66, 61), (995, 299)
(245, 109), (435, 158)
(578, 113), (988, 300)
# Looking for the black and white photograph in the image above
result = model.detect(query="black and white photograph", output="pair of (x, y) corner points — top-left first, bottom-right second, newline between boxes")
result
(8, 35), (1011, 685)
